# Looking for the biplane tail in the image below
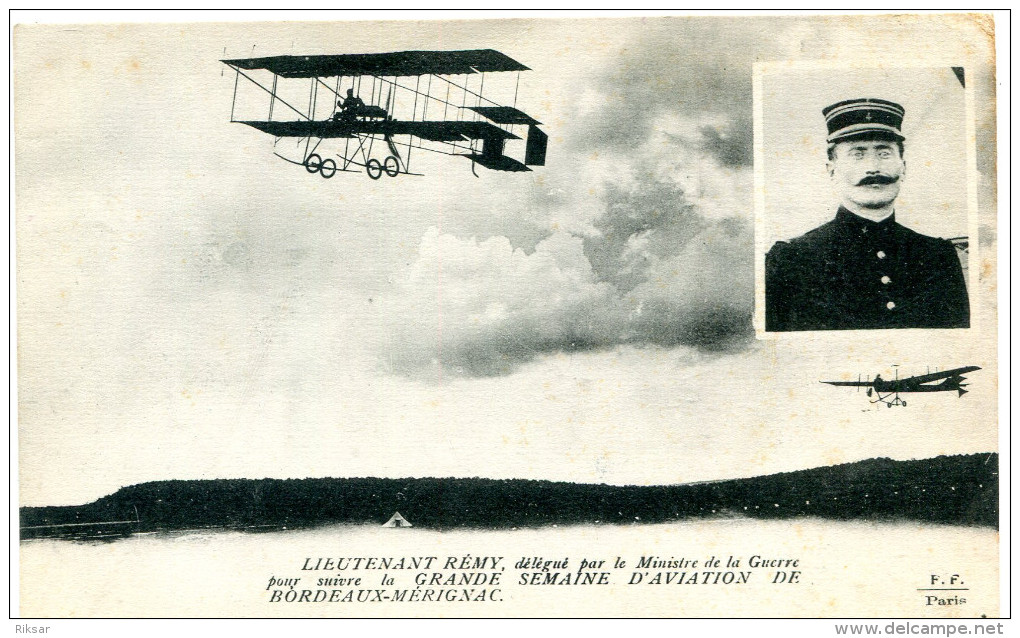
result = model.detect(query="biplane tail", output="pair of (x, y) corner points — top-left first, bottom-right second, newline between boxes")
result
(525, 125), (548, 166)
(467, 106), (547, 170)
(463, 135), (532, 172)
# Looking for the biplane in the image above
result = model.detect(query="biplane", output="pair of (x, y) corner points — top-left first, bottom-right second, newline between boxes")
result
(822, 366), (981, 407)
(221, 49), (547, 179)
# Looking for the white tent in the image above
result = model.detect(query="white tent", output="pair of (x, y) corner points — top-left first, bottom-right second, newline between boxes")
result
(381, 511), (412, 528)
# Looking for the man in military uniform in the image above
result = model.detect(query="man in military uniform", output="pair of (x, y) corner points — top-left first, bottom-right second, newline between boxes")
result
(765, 98), (969, 332)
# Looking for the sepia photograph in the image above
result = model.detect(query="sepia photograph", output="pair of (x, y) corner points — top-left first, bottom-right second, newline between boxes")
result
(755, 65), (976, 333)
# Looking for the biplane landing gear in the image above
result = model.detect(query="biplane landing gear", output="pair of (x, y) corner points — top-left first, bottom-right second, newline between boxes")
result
(384, 156), (400, 177)
(364, 157), (399, 179)
(366, 158), (383, 180)
(304, 154), (335, 178)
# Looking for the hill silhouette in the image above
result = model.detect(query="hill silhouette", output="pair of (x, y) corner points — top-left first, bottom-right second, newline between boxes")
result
(20, 453), (997, 540)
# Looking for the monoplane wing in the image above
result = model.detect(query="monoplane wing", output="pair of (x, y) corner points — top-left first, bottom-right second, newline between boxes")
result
(235, 119), (521, 142)
(222, 49), (529, 78)
(899, 366), (981, 386)
(821, 380), (877, 387)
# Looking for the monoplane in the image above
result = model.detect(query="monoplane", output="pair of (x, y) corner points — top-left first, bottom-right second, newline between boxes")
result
(222, 49), (547, 179)
(822, 366), (981, 407)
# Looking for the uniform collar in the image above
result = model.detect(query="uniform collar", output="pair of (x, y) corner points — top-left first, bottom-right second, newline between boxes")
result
(835, 206), (897, 236)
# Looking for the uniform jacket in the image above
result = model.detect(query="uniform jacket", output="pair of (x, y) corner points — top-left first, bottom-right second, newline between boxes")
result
(765, 208), (969, 331)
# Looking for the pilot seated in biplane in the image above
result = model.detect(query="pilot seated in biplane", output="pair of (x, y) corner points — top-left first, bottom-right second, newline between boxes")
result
(334, 88), (366, 122)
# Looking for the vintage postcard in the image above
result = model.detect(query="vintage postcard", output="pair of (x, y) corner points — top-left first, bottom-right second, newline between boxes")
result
(13, 13), (1003, 621)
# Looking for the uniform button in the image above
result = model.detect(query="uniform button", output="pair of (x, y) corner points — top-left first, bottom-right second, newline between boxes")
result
(876, 250), (886, 259)
(886, 301), (896, 310)
(881, 275), (891, 284)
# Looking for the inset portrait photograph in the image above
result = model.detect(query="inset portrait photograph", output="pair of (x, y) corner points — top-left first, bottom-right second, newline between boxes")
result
(754, 65), (975, 333)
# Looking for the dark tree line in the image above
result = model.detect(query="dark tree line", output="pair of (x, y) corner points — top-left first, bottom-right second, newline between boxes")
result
(20, 453), (997, 539)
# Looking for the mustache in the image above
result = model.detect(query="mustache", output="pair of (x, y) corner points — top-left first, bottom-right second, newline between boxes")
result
(856, 174), (900, 186)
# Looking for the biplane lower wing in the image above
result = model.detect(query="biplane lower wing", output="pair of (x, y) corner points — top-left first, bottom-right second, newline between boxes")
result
(236, 119), (521, 142)
(463, 153), (530, 172)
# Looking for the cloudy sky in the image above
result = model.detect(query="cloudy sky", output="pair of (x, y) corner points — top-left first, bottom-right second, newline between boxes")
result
(15, 15), (998, 506)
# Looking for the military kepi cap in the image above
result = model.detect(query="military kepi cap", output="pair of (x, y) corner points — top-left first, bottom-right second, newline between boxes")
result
(823, 98), (905, 143)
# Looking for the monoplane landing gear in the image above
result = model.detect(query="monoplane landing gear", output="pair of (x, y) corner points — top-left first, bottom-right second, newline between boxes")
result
(366, 158), (383, 180)
(877, 394), (907, 408)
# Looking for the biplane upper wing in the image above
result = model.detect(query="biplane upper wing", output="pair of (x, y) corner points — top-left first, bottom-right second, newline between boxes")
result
(236, 119), (521, 141)
(222, 49), (529, 78)
(898, 366), (981, 386)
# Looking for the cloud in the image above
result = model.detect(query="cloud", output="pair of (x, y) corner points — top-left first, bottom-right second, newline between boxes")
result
(376, 21), (771, 379)
(380, 230), (628, 378)
(623, 216), (753, 350)
(564, 18), (770, 170)
(583, 178), (705, 292)
(380, 170), (753, 379)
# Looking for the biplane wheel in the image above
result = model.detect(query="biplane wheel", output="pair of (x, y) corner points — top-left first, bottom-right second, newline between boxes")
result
(319, 158), (337, 179)
(384, 155), (400, 177)
(366, 159), (383, 180)
(902, 400), (907, 406)
(305, 153), (323, 174)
